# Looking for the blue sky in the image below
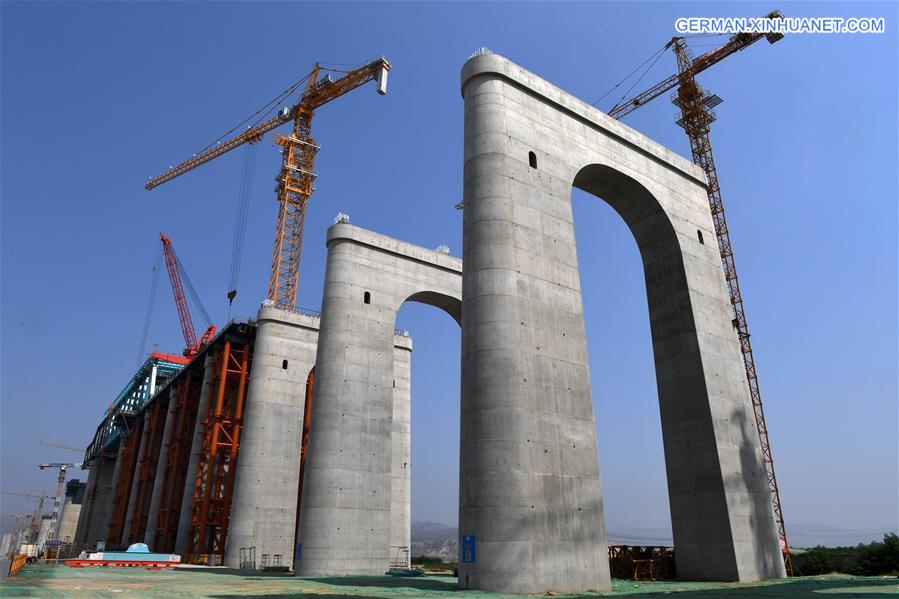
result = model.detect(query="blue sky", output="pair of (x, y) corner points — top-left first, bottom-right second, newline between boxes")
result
(2, 2), (896, 547)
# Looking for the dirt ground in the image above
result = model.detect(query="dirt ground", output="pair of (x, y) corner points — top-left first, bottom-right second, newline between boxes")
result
(1, 565), (896, 598)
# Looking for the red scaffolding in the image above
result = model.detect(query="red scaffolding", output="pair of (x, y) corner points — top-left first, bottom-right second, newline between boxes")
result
(152, 372), (201, 553)
(186, 339), (251, 560)
(128, 401), (165, 543)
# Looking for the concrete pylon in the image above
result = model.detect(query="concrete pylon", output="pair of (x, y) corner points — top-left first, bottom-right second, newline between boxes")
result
(458, 53), (784, 594)
(390, 340), (412, 560)
(224, 307), (319, 569)
(174, 354), (214, 555)
(295, 224), (461, 576)
(71, 462), (99, 549)
(98, 446), (125, 546)
(144, 389), (179, 546)
(122, 414), (151, 546)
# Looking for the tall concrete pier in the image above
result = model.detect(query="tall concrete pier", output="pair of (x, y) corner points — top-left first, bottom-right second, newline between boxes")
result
(295, 224), (462, 576)
(225, 307), (415, 568)
(458, 52), (784, 593)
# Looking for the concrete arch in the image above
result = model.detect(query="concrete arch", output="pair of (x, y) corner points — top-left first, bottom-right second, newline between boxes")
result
(295, 223), (462, 575)
(459, 53), (784, 593)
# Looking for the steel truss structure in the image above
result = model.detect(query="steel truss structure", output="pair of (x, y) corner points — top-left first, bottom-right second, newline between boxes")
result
(187, 339), (252, 559)
(127, 401), (166, 543)
(152, 371), (202, 552)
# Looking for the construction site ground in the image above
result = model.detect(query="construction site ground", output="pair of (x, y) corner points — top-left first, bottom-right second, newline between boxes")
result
(1, 565), (896, 598)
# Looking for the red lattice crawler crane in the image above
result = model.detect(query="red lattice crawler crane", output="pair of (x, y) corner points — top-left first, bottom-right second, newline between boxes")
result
(160, 233), (216, 358)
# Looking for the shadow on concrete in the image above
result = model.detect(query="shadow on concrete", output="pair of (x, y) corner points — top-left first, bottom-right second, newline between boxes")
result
(207, 577), (899, 599)
(304, 575), (462, 592)
(173, 566), (292, 577)
(610, 577), (899, 598)
(211, 596), (384, 599)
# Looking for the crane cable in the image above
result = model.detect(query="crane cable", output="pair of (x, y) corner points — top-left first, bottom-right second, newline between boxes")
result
(194, 71), (316, 157)
(606, 44), (670, 115)
(172, 247), (213, 329)
(227, 142), (258, 309)
(592, 42), (670, 109)
(136, 245), (163, 368)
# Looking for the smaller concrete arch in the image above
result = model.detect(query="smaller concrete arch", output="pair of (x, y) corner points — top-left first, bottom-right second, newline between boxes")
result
(403, 290), (462, 326)
(295, 223), (462, 576)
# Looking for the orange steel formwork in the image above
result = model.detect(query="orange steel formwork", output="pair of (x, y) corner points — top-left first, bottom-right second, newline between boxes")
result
(128, 401), (166, 543)
(152, 372), (202, 553)
(187, 339), (251, 559)
(106, 417), (144, 548)
(293, 366), (315, 551)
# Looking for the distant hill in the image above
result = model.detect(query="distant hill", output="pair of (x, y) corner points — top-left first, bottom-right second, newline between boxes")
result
(411, 521), (457, 561)
(408, 520), (898, 559)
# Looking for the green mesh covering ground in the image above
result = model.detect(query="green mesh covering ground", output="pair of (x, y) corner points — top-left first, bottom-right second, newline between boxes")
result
(1, 565), (896, 598)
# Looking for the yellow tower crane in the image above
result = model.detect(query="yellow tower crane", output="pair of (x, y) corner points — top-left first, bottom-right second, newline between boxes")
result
(146, 58), (391, 311)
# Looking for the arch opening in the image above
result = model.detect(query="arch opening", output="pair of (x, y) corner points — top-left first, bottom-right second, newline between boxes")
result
(570, 174), (673, 551)
(390, 292), (462, 567)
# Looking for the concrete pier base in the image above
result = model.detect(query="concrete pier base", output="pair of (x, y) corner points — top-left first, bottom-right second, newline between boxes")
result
(73, 454), (116, 549)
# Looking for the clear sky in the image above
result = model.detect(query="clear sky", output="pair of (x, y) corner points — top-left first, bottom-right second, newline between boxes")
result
(2, 2), (896, 547)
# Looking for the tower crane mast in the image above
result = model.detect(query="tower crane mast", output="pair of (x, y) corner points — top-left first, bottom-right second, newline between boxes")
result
(147, 57), (391, 311)
(38, 462), (81, 543)
(608, 11), (793, 574)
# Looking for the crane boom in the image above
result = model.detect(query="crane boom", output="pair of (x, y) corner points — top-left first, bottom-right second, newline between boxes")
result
(160, 233), (198, 352)
(608, 12), (783, 120)
(146, 57), (390, 311)
(160, 233), (216, 357)
(146, 114), (285, 190)
(607, 14), (793, 574)
(145, 57), (389, 191)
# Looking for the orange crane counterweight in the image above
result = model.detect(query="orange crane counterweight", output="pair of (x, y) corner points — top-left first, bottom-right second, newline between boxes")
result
(147, 57), (391, 311)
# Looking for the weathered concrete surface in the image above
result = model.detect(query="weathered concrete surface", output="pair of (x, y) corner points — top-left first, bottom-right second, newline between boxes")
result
(224, 307), (319, 569)
(226, 305), (415, 570)
(295, 223), (462, 576)
(390, 339), (412, 560)
(98, 447), (124, 545)
(72, 463), (99, 548)
(122, 415), (151, 545)
(459, 52), (784, 594)
(143, 388), (178, 546)
(174, 355), (214, 555)
(78, 454), (116, 548)
(57, 500), (82, 543)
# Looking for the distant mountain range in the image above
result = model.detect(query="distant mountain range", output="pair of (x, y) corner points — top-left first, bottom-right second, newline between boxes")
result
(411, 521), (457, 561)
(410, 521), (898, 560)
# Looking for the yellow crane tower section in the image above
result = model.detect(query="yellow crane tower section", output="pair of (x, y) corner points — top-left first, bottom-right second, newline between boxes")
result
(146, 57), (391, 311)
